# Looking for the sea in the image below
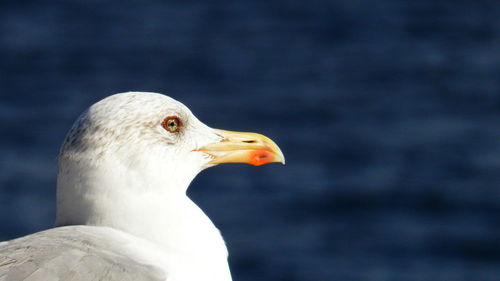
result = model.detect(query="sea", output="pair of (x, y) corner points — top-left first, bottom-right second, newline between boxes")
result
(0, 1), (498, 280)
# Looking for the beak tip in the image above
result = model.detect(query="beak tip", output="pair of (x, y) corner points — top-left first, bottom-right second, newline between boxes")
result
(276, 155), (285, 165)
(275, 148), (285, 165)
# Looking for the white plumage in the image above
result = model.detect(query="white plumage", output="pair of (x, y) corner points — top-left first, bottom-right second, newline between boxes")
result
(0, 92), (284, 281)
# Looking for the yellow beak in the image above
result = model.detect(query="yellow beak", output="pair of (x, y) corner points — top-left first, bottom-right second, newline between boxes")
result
(195, 129), (285, 166)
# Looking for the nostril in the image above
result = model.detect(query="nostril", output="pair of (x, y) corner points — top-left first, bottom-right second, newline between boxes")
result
(242, 140), (256, 143)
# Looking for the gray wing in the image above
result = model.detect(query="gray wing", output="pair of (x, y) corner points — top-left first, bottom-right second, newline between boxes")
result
(0, 226), (165, 281)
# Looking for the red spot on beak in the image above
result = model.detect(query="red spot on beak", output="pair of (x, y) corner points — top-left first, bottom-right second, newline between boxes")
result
(249, 150), (274, 166)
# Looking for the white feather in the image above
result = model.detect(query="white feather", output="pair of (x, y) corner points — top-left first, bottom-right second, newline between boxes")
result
(53, 92), (230, 281)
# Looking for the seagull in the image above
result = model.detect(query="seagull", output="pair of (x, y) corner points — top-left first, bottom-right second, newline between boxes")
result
(0, 92), (284, 281)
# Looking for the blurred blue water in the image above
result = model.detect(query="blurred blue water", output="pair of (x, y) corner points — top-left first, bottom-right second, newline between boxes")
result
(0, 1), (499, 281)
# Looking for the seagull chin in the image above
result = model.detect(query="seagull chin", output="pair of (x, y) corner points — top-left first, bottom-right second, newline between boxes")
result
(0, 92), (284, 281)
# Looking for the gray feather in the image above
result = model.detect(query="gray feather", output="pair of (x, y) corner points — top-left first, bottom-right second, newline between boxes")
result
(0, 226), (165, 281)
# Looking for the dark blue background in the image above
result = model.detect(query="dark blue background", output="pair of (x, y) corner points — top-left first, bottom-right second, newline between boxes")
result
(1, 1), (499, 280)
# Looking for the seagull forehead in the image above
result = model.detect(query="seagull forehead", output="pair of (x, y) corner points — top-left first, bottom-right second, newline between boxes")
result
(59, 92), (200, 158)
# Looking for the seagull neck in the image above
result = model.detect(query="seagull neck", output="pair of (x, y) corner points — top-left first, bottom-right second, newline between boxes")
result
(56, 157), (228, 261)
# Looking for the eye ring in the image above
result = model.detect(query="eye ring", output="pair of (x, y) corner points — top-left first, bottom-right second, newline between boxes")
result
(162, 116), (182, 133)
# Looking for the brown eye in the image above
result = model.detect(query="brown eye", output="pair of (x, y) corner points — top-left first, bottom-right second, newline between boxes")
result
(162, 116), (182, 133)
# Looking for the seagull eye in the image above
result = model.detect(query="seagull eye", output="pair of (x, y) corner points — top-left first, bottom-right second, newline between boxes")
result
(162, 116), (182, 133)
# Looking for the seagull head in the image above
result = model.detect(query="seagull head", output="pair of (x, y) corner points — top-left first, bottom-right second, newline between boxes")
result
(56, 92), (284, 226)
